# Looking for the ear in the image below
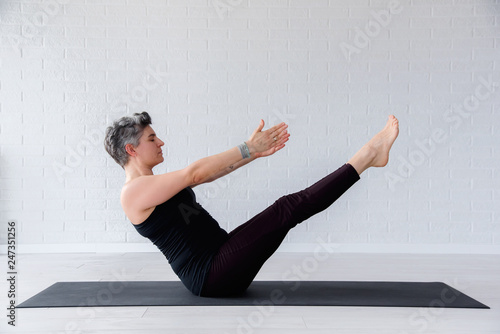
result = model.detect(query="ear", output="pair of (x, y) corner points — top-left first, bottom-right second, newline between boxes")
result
(125, 143), (136, 157)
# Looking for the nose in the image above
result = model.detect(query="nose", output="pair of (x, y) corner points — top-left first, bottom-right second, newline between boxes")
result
(158, 138), (165, 146)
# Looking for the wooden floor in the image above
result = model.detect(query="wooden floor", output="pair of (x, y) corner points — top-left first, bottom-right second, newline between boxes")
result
(2, 252), (499, 333)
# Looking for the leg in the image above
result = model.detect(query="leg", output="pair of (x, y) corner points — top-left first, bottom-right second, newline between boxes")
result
(201, 163), (360, 297)
(200, 115), (400, 297)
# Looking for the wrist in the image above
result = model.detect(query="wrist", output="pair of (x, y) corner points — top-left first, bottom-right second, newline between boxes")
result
(238, 142), (252, 159)
(245, 141), (260, 158)
(245, 141), (254, 154)
(238, 141), (260, 160)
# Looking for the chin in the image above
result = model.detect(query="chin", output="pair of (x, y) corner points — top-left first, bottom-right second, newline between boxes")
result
(151, 157), (164, 167)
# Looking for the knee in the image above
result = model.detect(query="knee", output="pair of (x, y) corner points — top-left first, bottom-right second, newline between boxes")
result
(274, 193), (312, 224)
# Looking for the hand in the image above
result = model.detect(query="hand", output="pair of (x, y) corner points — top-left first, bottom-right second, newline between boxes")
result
(246, 120), (290, 158)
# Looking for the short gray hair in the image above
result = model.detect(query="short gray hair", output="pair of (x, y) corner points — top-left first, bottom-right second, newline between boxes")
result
(104, 112), (152, 168)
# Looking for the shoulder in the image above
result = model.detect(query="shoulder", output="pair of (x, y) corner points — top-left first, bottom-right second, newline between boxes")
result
(120, 177), (142, 204)
(120, 175), (152, 208)
(120, 170), (195, 224)
(120, 177), (154, 225)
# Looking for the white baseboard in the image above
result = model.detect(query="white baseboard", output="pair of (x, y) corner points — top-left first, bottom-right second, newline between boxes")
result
(276, 243), (500, 255)
(11, 243), (159, 254)
(4, 243), (500, 255)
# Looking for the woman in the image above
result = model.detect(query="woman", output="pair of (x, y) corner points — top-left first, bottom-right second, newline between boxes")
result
(104, 112), (399, 297)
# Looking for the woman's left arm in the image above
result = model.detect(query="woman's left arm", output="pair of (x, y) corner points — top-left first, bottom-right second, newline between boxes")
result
(194, 119), (289, 185)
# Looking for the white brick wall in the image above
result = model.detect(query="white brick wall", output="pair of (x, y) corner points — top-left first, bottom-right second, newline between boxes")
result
(1, 0), (499, 253)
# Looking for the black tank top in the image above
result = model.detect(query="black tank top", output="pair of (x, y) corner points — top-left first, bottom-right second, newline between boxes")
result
(133, 187), (229, 295)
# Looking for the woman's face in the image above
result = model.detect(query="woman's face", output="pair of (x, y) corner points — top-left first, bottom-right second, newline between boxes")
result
(134, 125), (165, 167)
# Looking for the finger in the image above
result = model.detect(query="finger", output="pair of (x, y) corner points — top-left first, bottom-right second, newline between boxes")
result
(271, 136), (289, 150)
(251, 119), (265, 136)
(273, 129), (290, 143)
(270, 126), (288, 141)
(267, 122), (287, 134)
(269, 132), (289, 148)
(277, 136), (289, 146)
(273, 143), (286, 152)
(277, 128), (289, 138)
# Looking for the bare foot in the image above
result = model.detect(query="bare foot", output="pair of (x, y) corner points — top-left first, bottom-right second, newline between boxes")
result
(348, 115), (399, 175)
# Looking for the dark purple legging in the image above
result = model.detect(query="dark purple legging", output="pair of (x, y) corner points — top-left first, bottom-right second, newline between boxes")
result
(200, 163), (360, 297)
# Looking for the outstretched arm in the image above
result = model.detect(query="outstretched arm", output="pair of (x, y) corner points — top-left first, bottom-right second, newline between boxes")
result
(122, 120), (289, 214)
(191, 120), (289, 185)
(197, 150), (257, 185)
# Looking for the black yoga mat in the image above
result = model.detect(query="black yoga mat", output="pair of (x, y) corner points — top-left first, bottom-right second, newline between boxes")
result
(17, 280), (488, 309)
